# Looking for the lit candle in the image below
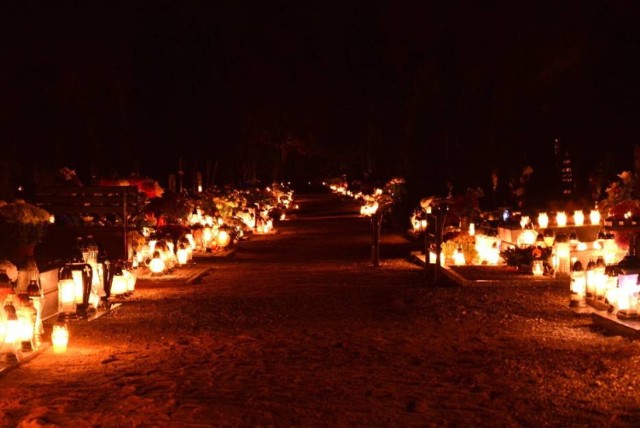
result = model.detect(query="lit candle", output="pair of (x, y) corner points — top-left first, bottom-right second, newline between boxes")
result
(556, 212), (567, 227)
(51, 323), (69, 353)
(573, 210), (584, 226)
(537, 212), (549, 229)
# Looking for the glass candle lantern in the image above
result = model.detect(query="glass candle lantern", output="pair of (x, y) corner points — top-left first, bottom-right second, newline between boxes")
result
(590, 209), (601, 225)
(585, 259), (596, 299)
(51, 323), (69, 353)
(532, 260), (544, 276)
(573, 210), (585, 227)
(556, 212), (567, 227)
(569, 260), (586, 307)
(537, 212), (549, 229)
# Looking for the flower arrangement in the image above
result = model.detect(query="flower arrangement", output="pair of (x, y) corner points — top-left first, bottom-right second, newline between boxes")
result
(500, 245), (552, 271)
(0, 200), (51, 259)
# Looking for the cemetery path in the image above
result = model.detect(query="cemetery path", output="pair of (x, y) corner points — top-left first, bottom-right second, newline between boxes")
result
(1, 192), (640, 427)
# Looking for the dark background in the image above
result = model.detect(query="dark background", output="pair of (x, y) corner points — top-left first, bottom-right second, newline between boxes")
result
(1, 0), (640, 204)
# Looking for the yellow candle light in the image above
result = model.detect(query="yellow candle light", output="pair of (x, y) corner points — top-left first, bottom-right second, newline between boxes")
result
(556, 212), (567, 227)
(590, 209), (601, 225)
(51, 323), (69, 353)
(537, 212), (549, 229)
(573, 210), (584, 226)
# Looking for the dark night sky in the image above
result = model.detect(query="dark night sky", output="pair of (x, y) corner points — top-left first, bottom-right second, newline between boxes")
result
(2, 0), (640, 198)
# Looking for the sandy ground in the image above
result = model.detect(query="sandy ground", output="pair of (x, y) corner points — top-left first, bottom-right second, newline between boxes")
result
(1, 193), (640, 427)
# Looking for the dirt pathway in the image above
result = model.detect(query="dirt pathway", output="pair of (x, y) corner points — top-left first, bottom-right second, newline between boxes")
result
(1, 193), (640, 427)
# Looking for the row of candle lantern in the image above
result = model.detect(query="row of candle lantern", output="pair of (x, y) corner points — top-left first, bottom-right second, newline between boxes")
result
(569, 260), (640, 320)
(534, 209), (600, 229)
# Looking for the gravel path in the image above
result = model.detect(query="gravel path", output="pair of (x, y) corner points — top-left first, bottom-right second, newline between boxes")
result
(1, 193), (640, 427)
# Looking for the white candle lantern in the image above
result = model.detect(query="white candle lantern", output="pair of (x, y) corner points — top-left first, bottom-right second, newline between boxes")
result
(51, 323), (69, 353)
(590, 209), (601, 225)
(617, 274), (639, 319)
(573, 210), (584, 226)
(149, 251), (165, 275)
(554, 234), (571, 276)
(594, 257), (607, 300)
(176, 244), (189, 265)
(217, 230), (231, 248)
(556, 212), (567, 227)
(453, 248), (466, 265)
(569, 260), (586, 307)
(124, 269), (136, 293)
(16, 296), (36, 352)
(537, 212), (549, 229)
(57, 267), (77, 320)
(110, 267), (128, 297)
(532, 260), (544, 276)
(585, 260), (596, 298)
(468, 223), (475, 236)
(1, 297), (19, 355)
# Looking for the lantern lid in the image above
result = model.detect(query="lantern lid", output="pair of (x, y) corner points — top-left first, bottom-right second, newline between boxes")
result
(572, 260), (584, 271)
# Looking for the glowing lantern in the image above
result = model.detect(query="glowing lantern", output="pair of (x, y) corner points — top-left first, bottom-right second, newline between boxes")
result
(16, 295), (36, 352)
(123, 269), (136, 294)
(202, 227), (213, 247)
(217, 230), (231, 248)
(453, 247), (466, 265)
(58, 266), (77, 320)
(569, 260), (586, 307)
(176, 244), (189, 265)
(603, 233), (618, 265)
(590, 209), (601, 225)
(51, 323), (69, 353)
(468, 223), (475, 236)
(594, 257), (607, 300)
(517, 229), (537, 248)
(616, 273), (639, 319)
(554, 234), (571, 276)
(487, 242), (501, 265)
(543, 229), (555, 247)
(556, 212), (567, 227)
(420, 219), (427, 231)
(573, 210), (584, 226)
(585, 260), (596, 299)
(1, 296), (19, 360)
(149, 251), (165, 275)
(519, 216), (530, 229)
(537, 213), (549, 229)
(110, 266), (128, 297)
(185, 233), (196, 250)
(532, 260), (544, 276)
